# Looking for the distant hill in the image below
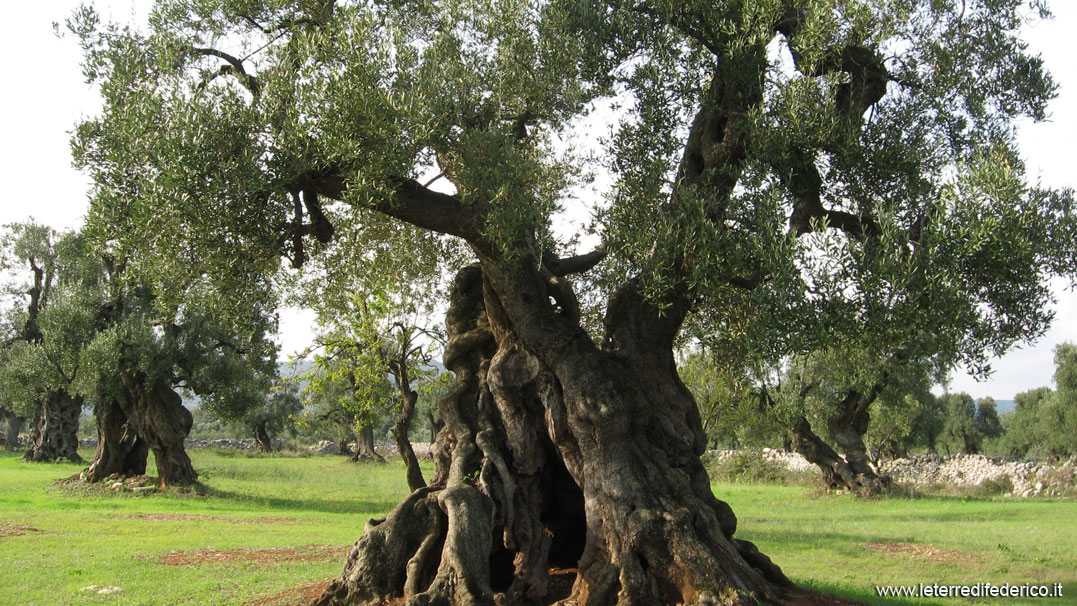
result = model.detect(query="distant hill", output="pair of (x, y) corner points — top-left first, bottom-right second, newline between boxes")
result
(994, 399), (1015, 415)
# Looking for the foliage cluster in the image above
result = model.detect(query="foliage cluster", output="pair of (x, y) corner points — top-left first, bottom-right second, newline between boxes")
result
(1000, 343), (1077, 459)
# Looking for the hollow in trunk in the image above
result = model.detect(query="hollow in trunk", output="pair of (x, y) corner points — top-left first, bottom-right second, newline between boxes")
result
(85, 399), (149, 482)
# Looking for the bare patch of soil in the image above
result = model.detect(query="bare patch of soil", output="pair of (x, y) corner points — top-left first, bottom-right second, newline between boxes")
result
(864, 541), (974, 564)
(245, 578), (335, 606)
(128, 513), (298, 525)
(0, 524), (42, 538)
(157, 545), (348, 566)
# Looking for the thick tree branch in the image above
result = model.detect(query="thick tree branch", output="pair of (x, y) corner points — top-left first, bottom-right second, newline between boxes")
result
(301, 168), (484, 244)
(776, 7), (889, 122)
(193, 47), (260, 99)
(779, 148), (881, 240)
(541, 246), (608, 277)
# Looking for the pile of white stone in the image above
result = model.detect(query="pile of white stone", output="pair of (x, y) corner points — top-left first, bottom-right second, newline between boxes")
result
(706, 448), (819, 473)
(185, 438), (265, 450)
(306, 440), (433, 459)
(879, 454), (1077, 498)
(707, 449), (1076, 498)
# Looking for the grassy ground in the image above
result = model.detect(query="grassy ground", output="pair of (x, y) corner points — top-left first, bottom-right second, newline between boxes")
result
(1, 449), (1074, 606)
(716, 482), (1077, 605)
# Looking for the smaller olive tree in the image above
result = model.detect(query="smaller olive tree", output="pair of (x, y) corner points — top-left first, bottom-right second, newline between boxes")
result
(1001, 343), (1077, 459)
(0, 224), (87, 463)
(939, 393), (1002, 455)
(241, 380), (302, 452)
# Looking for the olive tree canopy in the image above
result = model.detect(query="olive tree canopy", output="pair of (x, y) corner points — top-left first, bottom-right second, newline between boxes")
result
(70, 0), (1075, 603)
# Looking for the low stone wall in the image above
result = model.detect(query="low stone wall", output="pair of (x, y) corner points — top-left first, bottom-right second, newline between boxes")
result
(79, 436), (435, 459)
(706, 448), (1076, 497)
(880, 454), (1076, 498)
(707, 448), (819, 473)
(75, 435), (1075, 497)
(307, 440), (433, 459)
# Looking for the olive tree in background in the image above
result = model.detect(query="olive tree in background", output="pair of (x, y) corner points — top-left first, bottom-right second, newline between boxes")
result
(69, 0), (1076, 603)
(1001, 343), (1077, 459)
(75, 268), (279, 484)
(0, 223), (84, 463)
(240, 379), (302, 452)
(938, 393), (1003, 455)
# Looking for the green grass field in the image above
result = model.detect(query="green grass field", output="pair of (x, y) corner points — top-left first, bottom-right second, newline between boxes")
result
(1, 449), (1074, 605)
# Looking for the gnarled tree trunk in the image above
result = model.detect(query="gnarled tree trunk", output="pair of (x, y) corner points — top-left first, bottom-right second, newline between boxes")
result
(391, 368), (426, 492)
(826, 392), (890, 495)
(787, 384), (891, 496)
(317, 265), (841, 606)
(22, 391), (84, 463)
(85, 399), (149, 482)
(317, 265), (588, 606)
(117, 374), (198, 485)
(350, 424), (385, 462)
(254, 421), (274, 452)
(790, 415), (889, 496)
(2, 409), (25, 451)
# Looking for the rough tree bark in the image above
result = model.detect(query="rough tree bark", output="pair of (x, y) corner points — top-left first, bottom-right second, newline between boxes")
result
(22, 391), (84, 463)
(254, 421), (275, 452)
(389, 359), (426, 492)
(85, 399), (149, 482)
(317, 265), (589, 606)
(2, 409), (25, 451)
(116, 374), (198, 485)
(506, 276), (806, 606)
(350, 424), (385, 462)
(316, 264), (844, 606)
(789, 389), (892, 496)
(791, 416), (862, 491)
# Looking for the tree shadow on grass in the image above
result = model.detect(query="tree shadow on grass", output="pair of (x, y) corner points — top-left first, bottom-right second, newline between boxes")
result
(798, 579), (946, 606)
(201, 486), (399, 516)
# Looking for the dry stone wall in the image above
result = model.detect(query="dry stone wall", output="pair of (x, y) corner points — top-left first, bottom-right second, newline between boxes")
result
(706, 448), (1076, 497)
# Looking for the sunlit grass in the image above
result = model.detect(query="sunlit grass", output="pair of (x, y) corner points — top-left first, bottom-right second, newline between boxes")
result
(1, 450), (1074, 605)
(0, 449), (409, 606)
(716, 482), (1077, 605)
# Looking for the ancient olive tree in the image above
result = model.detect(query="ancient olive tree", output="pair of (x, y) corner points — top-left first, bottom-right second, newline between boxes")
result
(0, 223), (85, 463)
(0, 223), (279, 484)
(75, 270), (279, 485)
(758, 348), (942, 493)
(72, 0), (1073, 603)
(938, 393), (1003, 455)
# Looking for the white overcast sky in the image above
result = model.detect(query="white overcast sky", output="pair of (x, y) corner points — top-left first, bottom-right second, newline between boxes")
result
(1, 1), (1074, 399)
